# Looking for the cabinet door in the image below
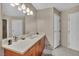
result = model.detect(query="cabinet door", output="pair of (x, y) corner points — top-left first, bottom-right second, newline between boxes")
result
(35, 41), (40, 56)
(24, 45), (36, 56)
(24, 49), (33, 56)
(30, 45), (36, 56)
(4, 49), (21, 56)
(38, 37), (45, 56)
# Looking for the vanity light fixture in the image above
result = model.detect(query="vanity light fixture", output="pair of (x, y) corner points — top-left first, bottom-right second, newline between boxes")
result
(21, 4), (26, 10)
(27, 12), (30, 15)
(23, 10), (27, 13)
(30, 11), (33, 15)
(10, 3), (19, 7)
(10, 3), (34, 15)
(10, 3), (16, 7)
(15, 3), (19, 5)
(26, 8), (30, 13)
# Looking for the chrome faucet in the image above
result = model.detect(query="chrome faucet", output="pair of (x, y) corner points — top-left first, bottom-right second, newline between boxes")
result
(13, 36), (18, 42)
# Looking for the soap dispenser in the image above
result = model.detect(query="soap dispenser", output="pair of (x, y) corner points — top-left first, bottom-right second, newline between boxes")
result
(8, 40), (12, 45)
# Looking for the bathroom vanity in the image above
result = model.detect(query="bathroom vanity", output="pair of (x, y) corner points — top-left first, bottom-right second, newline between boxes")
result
(2, 33), (46, 56)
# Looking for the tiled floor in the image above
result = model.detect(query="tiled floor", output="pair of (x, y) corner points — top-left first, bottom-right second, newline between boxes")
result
(42, 39), (79, 56)
(52, 46), (79, 56)
(42, 49), (53, 56)
(42, 45), (79, 56)
(42, 42), (53, 56)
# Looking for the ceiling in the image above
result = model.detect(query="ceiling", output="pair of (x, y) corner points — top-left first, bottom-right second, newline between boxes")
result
(2, 3), (79, 17)
(32, 3), (79, 11)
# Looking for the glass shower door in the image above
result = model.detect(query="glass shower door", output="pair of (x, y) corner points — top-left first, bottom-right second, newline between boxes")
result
(53, 13), (60, 49)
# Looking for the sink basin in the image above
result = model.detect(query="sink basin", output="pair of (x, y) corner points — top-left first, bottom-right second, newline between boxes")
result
(28, 34), (38, 39)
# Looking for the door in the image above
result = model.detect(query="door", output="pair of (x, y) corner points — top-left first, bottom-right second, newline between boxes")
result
(12, 19), (23, 36)
(2, 19), (7, 39)
(53, 13), (60, 49)
(68, 12), (79, 51)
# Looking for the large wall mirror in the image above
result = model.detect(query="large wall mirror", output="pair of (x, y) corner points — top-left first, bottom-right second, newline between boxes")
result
(2, 3), (25, 38)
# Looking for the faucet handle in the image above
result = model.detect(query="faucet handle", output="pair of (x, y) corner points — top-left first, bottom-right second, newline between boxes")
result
(13, 36), (18, 42)
(21, 37), (25, 40)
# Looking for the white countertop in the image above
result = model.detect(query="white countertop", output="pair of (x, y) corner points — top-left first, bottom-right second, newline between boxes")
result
(2, 33), (45, 54)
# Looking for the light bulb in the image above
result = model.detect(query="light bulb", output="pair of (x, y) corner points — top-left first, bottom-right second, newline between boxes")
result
(21, 4), (26, 10)
(26, 8), (30, 12)
(18, 6), (22, 11)
(10, 3), (16, 7)
(30, 11), (33, 15)
(23, 10), (26, 13)
(27, 12), (30, 15)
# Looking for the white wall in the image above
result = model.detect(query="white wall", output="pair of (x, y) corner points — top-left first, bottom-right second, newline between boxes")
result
(0, 4), (4, 56)
(37, 7), (60, 48)
(25, 4), (37, 34)
(37, 8), (54, 47)
(61, 5), (79, 48)
(68, 12), (79, 51)
(37, 7), (61, 48)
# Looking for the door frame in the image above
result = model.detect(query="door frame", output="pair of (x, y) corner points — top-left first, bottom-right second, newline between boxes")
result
(2, 19), (9, 39)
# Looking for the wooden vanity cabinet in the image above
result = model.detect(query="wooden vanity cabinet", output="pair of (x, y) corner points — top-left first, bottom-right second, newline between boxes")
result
(4, 36), (45, 56)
